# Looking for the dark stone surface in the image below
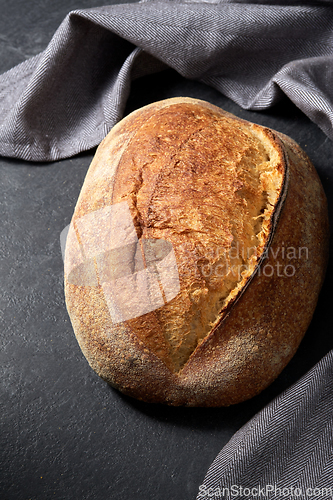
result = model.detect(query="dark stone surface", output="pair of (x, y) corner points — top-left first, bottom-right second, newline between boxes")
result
(1, 2), (333, 500)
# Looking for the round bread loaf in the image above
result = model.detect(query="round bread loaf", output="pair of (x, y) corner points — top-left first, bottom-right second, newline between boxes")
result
(64, 97), (329, 406)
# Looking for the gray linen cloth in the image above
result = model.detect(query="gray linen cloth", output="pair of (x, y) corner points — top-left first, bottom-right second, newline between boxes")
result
(1, 0), (333, 160)
(197, 350), (333, 500)
(1, 1), (332, 498)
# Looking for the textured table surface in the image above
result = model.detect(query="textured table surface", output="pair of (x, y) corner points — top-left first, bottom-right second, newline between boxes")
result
(1, 1), (333, 499)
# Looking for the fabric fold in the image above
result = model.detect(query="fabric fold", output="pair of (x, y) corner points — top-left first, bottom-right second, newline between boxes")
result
(0, 1), (333, 161)
(196, 349), (333, 499)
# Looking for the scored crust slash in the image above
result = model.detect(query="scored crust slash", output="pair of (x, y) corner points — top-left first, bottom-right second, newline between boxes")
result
(63, 97), (329, 407)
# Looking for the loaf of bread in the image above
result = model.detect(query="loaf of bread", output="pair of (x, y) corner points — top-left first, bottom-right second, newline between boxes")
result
(64, 97), (328, 406)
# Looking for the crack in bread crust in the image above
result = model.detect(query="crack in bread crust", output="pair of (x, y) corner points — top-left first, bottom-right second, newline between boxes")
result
(110, 102), (285, 372)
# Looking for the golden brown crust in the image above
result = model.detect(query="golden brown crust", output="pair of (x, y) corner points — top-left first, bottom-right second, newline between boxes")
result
(64, 97), (329, 406)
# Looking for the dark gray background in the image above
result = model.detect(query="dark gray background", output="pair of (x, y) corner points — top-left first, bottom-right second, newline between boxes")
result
(1, 1), (333, 499)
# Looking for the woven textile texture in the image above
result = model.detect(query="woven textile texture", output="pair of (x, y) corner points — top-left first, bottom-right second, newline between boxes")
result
(196, 350), (333, 499)
(0, 0), (333, 160)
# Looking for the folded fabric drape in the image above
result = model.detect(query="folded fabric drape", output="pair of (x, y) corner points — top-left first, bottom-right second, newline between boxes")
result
(0, 0), (333, 161)
(196, 349), (333, 500)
